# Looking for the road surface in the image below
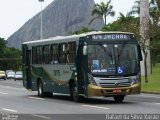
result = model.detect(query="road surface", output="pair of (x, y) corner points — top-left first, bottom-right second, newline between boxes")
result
(0, 79), (160, 120)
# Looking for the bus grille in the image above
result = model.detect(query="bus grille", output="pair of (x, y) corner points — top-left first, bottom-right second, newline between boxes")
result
(96, 78), (131, 88)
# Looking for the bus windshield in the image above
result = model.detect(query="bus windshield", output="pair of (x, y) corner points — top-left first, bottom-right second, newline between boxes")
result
(87, 43), (139, 76)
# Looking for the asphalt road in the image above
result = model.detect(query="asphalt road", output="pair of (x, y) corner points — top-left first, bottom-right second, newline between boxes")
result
(0, 79), (160, 120)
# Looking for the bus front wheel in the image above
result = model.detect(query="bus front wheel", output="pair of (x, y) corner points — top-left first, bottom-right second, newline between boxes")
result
(71, 82), (81, 102)
(113, 95), (125, 103)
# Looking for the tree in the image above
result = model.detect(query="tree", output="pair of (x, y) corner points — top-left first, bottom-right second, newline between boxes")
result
(140, 0), (150, 83)
(71, 27), (92, 35)
(129, 0), (158, 18)
(130, 0), (160, 82)
(0, 37), (7, 57)
(0, 37), (21, 70)
(149, 0), (160, 24)
(118, 12), (135, 22)
(129, 0), (140, 16)
(149, 0), (160, 65)
(90, 0), (115, 25)
(102, 14), (140, 39)
(0, 37), (6, 50)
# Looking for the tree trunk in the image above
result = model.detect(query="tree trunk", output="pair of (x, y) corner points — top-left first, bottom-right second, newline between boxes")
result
(140, 0), (150, 82)
(143, 49), (148, 83)
(104, 15), (107, 25)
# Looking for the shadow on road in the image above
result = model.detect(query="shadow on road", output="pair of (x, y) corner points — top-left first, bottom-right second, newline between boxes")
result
(28, 94), (135, 105)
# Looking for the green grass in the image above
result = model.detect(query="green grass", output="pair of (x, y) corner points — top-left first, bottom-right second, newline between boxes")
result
(141, 63), (160, 93)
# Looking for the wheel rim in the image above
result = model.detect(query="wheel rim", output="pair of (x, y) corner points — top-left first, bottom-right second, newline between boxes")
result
(38, 82), (42, 95)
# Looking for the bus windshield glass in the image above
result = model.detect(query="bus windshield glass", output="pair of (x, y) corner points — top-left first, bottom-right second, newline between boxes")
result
(87, 43), (139, 76)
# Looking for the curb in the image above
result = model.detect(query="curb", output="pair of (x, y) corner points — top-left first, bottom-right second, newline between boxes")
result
(141, 91), (160, 94)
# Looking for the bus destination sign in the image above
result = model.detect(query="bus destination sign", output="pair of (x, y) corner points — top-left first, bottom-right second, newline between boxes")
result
(91, 34), (131, 41)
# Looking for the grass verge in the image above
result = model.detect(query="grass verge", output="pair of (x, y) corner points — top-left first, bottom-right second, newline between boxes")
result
(141, 63), (160, 93)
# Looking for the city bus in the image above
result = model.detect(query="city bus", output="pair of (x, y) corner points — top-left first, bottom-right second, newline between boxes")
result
(22, 31), (142, 103)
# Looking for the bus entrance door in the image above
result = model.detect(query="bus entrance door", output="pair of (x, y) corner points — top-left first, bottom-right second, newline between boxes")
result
(77, 45), (88, 96)
(23, 47), (32, 90)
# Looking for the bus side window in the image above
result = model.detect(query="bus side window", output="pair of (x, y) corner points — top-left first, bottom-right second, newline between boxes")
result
(36, 46), (43, 64)
(43, 45), (50, 64)
(32, 47), (36, 64)
(66, 42), (76, 64)
(59, 43), (66, 64)
(50, 44), (58, 64)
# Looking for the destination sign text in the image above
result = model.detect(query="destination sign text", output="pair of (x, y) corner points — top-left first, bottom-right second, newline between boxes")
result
(92, 34), (131, 41)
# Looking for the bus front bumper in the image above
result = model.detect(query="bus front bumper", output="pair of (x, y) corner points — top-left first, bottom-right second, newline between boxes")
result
(87, 83), (141, 97)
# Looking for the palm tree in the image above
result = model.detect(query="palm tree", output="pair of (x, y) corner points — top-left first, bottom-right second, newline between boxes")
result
(150, 0), (155, 4)
(150, 0), (160, 23)
(118, 12), (133, 22)
(129, 0), (158, 17)
(129, 0), (140, 16)
(89, 0), (115, 25)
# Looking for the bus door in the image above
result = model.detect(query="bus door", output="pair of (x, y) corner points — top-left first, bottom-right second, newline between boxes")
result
(22, 45), (32, 89)
(77, 45), (88, 95)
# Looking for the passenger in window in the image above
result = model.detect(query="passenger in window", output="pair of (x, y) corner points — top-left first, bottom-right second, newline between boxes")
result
(66, 47), (71, 63)
(51, 58), (58, 64)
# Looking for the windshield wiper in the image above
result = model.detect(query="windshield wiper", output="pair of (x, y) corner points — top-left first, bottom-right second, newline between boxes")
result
(115, 43), (128, 63)
(109, 49), (114, 64)
(117, 48), (120, 61)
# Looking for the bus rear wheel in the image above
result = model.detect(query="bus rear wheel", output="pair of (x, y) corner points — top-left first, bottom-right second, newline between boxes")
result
(113, 95), (125, 103)
(37, 80), (53, 97)
(38, 80), (44, 97)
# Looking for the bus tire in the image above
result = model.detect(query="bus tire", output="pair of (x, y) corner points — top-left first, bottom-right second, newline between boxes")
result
(70, 82), (81, 102)
(44, 92), (53, 97)
(113, 95), (125, 103)
(37, 80), (44, 97)
(37, 80), (53, 97)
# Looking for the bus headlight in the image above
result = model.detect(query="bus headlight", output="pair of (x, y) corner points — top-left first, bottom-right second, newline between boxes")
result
(88, 74), (97, 85)
(131, 74), (140, 85)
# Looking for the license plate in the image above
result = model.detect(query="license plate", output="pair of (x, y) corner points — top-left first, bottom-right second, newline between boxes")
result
(113, 89), (121, 93)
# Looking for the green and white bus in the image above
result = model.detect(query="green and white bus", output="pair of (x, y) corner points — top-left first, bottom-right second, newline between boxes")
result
(22, 31), (142, 102)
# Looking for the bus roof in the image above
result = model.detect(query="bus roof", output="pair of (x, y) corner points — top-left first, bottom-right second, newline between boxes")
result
(23, 31), (134, 46)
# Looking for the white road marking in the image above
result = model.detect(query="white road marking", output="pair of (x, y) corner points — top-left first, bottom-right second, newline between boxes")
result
(0, 85), (25, 91)
(140, 94), (160, 99)
(82, 104), (110, 110)
(0, 92), (8, 95)
(2, 108), (17, 113)
(32, 114), (51, 119)
(28, 97), (45, 100)
(155, 103), (160, 105)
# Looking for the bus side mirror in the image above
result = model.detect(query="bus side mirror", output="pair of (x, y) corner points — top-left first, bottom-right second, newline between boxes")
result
(138, 45), (143, 61)
(83, 45), (87, 55)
